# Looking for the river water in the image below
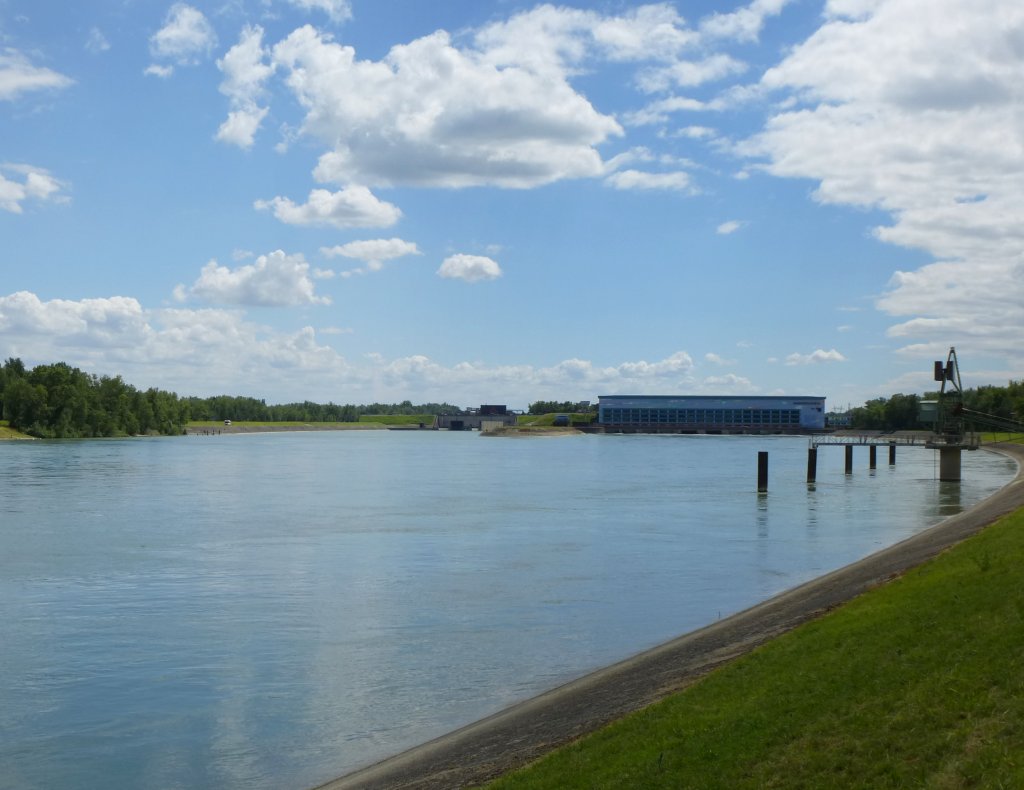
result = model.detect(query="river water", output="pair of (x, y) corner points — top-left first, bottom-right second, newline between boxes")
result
(0, 432), (1016, 789)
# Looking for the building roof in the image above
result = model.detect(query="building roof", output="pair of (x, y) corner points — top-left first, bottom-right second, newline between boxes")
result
(598, 395), (825, 401)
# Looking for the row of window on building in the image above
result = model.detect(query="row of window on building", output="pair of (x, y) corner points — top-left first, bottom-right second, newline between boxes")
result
(601, 408), (802, 426)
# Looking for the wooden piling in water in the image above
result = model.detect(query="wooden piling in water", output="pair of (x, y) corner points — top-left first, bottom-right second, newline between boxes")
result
(845, 445), (853, 475)
(869, 445), (877, 470)
(758, 451), (768, 492)
(889, 442), (896, 465)
(806, 447), (817, 483)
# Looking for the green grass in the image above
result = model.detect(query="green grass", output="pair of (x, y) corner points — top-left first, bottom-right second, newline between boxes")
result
(187, 420), (366, 428)
(516, 413), (593, 427)
(982, 431), (1024, 445)
(491, 506), (1024, 789)
(356, 414), (434, 425)
(0, 423), (32, 439)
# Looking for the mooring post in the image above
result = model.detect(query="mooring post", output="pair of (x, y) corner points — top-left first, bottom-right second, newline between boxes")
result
(889, 442), (896, 465)
(845, 444), (853, 475)
(869, 445), (877, 470)
(758, 451), (768, 492)
(806, 447), (817, 483)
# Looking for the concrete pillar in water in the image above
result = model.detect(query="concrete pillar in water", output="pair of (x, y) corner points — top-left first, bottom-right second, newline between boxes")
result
(939, 447), (962, 482)
(845, 445), (853, 475)
(806, 447), (817, 483)
(758, 451), (768, 492)
(889, 442), (896, 466)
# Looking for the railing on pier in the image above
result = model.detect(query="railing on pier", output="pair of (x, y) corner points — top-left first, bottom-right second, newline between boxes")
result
(810, 432), (980, 450)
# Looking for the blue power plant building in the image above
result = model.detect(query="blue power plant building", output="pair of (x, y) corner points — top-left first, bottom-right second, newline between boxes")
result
(597, 395), (826, 433)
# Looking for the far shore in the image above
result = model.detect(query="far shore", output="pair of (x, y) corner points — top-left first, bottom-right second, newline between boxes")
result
(185, 422), (588, 436)
(185, 422), (383, 434)
(1, 421), (587, 439)
(322, 442), (1024, 790)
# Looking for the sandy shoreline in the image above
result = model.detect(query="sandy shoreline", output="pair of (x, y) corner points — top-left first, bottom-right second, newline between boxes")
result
(320, 442), (1024, 790)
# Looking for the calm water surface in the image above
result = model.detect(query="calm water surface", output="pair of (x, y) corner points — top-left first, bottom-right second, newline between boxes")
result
(0, 432), (1016, 789)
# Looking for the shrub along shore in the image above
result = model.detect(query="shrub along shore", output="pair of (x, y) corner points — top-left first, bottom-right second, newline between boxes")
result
(327, 442), (1024, 790)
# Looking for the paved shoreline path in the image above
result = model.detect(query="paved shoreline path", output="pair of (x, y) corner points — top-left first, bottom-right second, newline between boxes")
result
(320, 443), (1024, 790)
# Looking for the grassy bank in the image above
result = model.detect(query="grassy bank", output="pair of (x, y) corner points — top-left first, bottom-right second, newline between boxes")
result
(356, 414), (434, 426)
(0, 420), (32, 439)
(516, 413), (593, 427)
(187, 420), (369, 430)
(982, 431), (1024, 445)
(491, 505), (1024, 789)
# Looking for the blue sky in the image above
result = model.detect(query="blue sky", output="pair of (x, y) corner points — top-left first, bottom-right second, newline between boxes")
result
(2, 0), (1021, 409)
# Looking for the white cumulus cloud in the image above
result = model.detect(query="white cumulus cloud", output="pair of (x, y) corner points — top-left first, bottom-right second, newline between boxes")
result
(700, 0), (794, 42)
(320, 238), (420, 263)
(284, 0), (352, 22)
(742, 0), (1024, 370)
(605, 169), (692, 191)
(271, 23), (621, 189)
(149, 4), (217, 68)
(0, 291), (354, 398)
(637, 53), (747, 93)
(0, 296), (715, 404)
(437, 254), (503, 283)
(320, 238), (421, 277)
(0, 291), (148, 346)
(703, 373), (755, 391)
(181, 250), (330, 307)
(0, 48), (74, 100)
(144, 64), (174, 79)
(785, 348), (847, 366)
(255, 187), (401, 229)
(216, 25), (275, 148)
(0, 164), (69, 214)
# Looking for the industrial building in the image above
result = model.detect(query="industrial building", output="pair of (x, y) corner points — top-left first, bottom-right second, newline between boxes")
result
(436, 405), (517, 430)
(597, 395), (826, 433)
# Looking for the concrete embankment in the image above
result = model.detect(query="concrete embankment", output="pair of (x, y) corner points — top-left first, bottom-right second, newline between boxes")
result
(319, 443), (1024, 790)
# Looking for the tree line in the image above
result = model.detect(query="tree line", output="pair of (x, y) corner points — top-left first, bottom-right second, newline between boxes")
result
(0, 358), (462, 438)
(528, 400), (596, 415)
(846, 381), (1024, 431)
(0, 358), (189, 438)
(4, 356), (1021, 438)
(183, 395), (462, 423)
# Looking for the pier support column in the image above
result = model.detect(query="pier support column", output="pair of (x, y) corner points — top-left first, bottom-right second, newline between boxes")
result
(806, 447), (817, 483)
(845, 445), (853, 475)
(758, 451), (768, 492)
(889, 442), (896, 466)
(939, 447), (962, 482)
(869, 445), (877, 470)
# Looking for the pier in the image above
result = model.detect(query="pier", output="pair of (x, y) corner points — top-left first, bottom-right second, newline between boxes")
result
(805, 431), (980, 482)
(809, 432), (947, 448)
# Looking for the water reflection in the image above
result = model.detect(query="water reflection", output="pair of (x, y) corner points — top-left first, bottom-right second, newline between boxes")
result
(0, 434), (1015, 790)
(937, 480), (963, 516)
(755, 493), (769, 538)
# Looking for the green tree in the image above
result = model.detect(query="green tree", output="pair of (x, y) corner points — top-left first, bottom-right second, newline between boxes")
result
(882, 393), (920, 430)
(2, 377), (47, 431)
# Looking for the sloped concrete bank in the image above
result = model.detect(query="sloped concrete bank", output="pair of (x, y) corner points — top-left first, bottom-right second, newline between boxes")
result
(319, 443), (1024, 790)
